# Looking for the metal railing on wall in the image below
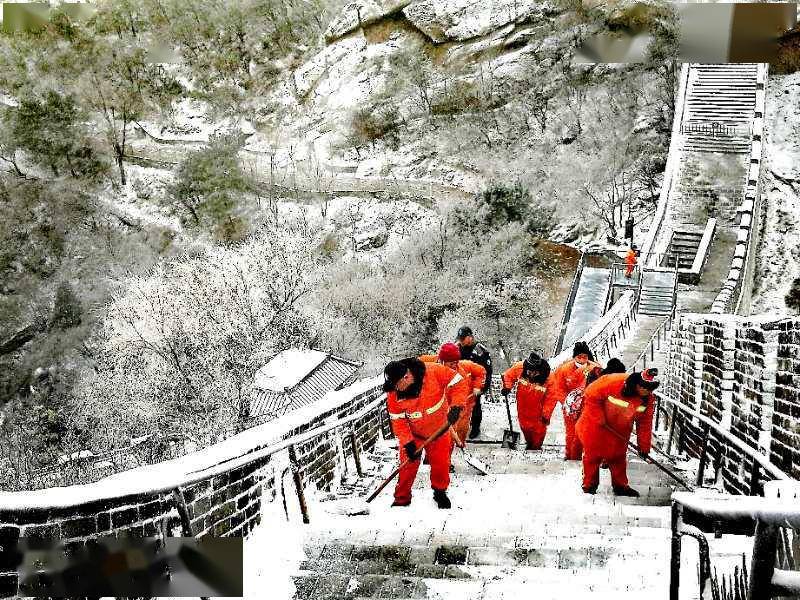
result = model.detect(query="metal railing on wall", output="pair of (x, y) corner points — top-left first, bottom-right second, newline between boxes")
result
(552, 252), (586, 356)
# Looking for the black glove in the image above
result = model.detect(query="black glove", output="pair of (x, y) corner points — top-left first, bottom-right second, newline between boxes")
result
(541, 415), (550, 426)
(403, 441), (419, 461)
(500, 387), (510, 397)
(447, 405), (463, 425)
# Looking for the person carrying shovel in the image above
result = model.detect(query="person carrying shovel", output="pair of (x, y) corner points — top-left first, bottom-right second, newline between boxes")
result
(500, 352), (553, 450)
(575, 368), (659, 497)
(383, 357), (470, 509)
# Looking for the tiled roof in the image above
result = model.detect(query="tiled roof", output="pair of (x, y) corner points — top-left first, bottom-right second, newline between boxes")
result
(248, 352), (361, 420)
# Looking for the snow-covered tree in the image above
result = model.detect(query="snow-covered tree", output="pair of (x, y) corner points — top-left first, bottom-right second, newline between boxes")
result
(72, 225), (320, 448)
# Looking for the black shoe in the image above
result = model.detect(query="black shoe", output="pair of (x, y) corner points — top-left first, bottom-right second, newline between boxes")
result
(391, 499), (411, 507)
(582, 486), (597, 495)
(449, 464), (455, 473)
(468, 428), (480, 440)
(613, 485), (640, 497)
(433, 489), (451, 509)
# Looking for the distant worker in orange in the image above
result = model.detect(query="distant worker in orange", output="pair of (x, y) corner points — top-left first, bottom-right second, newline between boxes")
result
(576, 368), (659, 497)
(501, 352), (553, 450)
(420, 343), (486, 455)
(546, 341), (600, 460)
(383, 357), (468, 509)
(624, 244), (638, 279)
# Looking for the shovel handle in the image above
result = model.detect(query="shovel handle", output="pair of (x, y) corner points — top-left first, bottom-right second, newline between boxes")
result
(366, 421), (451, 503)
(449, 426), (465, 449)
(601, 424), (693, 490)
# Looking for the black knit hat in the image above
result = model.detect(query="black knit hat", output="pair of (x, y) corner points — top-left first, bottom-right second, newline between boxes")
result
(603, 358), (626, 375)
(573, 341), (594, 360)
(456, 325), (473, 340)
(383, 361), (409, 392)
(523, 352), (542, 371)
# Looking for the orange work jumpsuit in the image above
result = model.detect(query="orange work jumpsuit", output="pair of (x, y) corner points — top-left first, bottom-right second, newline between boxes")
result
(546, 359), (592, 460)
(387, 362), (467, 504)
(625, 248), (637, 278)
(502, 362), (556, 449)
(575, 373), (655, 490)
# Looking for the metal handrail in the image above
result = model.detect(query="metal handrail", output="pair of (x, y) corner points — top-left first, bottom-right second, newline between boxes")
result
(670, 490), (800, 600)
(653, 392), (789, 484)
(552, 252), (586, 356)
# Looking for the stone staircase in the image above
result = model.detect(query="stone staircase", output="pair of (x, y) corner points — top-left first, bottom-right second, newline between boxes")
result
(663, 226), (705, 270)
(293, 405), (693, 600)
(682, 63), (758, 154)
(638, 271), (676, 317)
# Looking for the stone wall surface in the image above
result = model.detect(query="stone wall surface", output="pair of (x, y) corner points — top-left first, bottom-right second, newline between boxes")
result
(0, 380), (387, 599)
(661, 314), (799, 494)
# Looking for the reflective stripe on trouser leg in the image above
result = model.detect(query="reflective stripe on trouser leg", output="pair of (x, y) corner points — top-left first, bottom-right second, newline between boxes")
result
(582, 453), (603, 489)
(608, 454), (629, 488)
(426, 432), (452, 491)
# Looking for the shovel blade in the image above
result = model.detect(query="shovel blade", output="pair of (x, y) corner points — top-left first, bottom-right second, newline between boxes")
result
(501, 429), (520, 450)
(463, 454), (490, 475)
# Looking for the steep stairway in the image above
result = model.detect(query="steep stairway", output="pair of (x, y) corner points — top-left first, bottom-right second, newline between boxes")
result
(682, 63), (758, 155)
(638, 271), (677, 317)
(662, 226), (705, 270)
(561, 267), (610, 351)
(294, 404), (693, 600)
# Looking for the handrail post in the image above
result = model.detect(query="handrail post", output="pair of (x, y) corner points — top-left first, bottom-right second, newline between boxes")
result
(288, 445), (310, 524)
(350, 431), (363, 478)
(667, 405), (678, 455)
(669, 500), (683, 600)
(696, 423), (711, 486)
(748, 520), (778, 600)
(749, 460), (761, 496)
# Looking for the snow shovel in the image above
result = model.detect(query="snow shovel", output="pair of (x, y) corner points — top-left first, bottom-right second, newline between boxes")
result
(365, 421), (451, 504)
(449, 426), (489, 475)
(501, 391), (521, 449)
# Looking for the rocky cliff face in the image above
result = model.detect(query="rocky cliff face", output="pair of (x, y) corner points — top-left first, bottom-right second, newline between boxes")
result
(250, 0), (575, 189)
(752, 72), (800, 313)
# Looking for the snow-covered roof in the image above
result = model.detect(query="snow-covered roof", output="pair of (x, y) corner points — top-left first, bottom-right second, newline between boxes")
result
(253, 349), (329, 392)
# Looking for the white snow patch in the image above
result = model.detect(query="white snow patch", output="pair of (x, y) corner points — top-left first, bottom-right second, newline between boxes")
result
(253, 348), (328, 392)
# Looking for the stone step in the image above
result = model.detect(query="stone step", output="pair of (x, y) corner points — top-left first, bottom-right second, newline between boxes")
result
(292, 569), (667, 600)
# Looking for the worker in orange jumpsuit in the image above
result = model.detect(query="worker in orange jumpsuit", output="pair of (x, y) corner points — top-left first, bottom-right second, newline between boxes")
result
(420, 343), (486, 454)
(383, 357), (468, 509)
(546, 341), (601, 460)
(501, 352), (552, 450)
(624, 244), (638, 278)
(576, 368), (659, 497)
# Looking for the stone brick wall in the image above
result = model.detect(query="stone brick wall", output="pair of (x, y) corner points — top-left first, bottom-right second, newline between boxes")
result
(660, 314), (799, 494)
(773, 320), (800, 480)
(0, 380), (386, 599)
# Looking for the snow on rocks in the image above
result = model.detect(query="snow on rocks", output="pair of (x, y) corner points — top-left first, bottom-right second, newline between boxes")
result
(403, 0), (548, 44)
(324, 0), (414, 42)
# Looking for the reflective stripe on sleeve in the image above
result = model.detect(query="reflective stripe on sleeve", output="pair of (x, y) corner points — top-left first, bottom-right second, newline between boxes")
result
(389, 412), (407, 420)
(636, 406), (647, 413)
(607, 396), (629, 408)
(447, 373), (464, 387)
(425, 398), (445, 415)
